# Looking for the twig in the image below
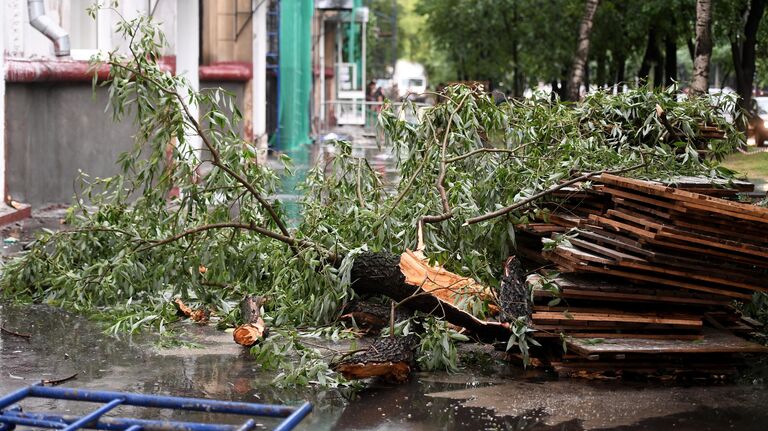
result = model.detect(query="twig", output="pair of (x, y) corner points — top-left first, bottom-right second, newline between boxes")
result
(655, 104), (681, 141)
(135, 222), (337, 263)
(42, 373), (78, 386)
(464, 162), (646, 226)
(444, 144), (529, 163)
(389, 300), (395, 339)
(415, 93), (472, 246)
(1, 326), (31, 340)
(356, 158), (365, 207)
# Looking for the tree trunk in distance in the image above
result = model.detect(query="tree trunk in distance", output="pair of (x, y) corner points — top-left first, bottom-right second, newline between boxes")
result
(690, 0), (713, 95)
(568, 0), (601, 101)
(597, 52), (606, 89)
(732, 0), (767, 114)
(665, 33), (678, 86)
(615, 52), (626, 92)
(638, 27), (659, 84)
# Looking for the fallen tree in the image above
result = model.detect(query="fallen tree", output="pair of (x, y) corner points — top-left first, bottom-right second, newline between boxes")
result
(0, 10), (749, 384)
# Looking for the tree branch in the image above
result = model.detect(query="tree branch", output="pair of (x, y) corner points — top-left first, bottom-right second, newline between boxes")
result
(108, 61), (294, 246)
(415, 92), (471, 249)
(135, 222), (337, 263)
(444, 145), (528, 163)
(464, 162), (646, 226)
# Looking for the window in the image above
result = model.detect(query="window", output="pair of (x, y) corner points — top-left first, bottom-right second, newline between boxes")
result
(67, 0), (112, 60)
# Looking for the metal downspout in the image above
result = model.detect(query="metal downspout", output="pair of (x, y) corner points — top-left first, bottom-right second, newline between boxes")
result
(27, 0), (70, 56)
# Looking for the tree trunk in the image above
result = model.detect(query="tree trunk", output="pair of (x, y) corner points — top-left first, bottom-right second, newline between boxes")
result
(665, 33), (678, 86)
(233, 296), (268, 347)
(585, 58), (591, 92)
(568, 0), (601, 101)
(334, 335), (419, 383)
(690, 0), (713, 95)
(638, 27), (660, 85)
(687, 38), (696, 62)
(615, 52), (626, 92)
(597, 52), (607, 89)
(732, 0), (767, 113)
(349, 251), (511, 342)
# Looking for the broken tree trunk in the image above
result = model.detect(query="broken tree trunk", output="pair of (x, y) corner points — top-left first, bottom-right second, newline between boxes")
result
(173, 298), (210, 323)
(334, 335), (419, 383)
(340, 300), (412, 334)
(498, 256), (532, 324)
(349, 251), (510, 342)
(233, 295), (268, 347)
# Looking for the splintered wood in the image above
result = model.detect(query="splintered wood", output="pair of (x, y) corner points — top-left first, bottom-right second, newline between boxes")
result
(233, 296), (268, 347)
(517, 174), (767, 379)
(399, 249), (494, 306)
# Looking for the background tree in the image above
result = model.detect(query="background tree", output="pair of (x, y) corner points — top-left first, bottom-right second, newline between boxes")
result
(691, 0), (714, 94)
(716, 0), (767, 112)
(568, 0), (600, 100)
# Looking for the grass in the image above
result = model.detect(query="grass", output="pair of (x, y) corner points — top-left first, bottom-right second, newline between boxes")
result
(723, 151), (768, 190)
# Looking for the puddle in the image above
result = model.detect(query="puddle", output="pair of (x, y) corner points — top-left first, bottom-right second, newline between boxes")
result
(2, 303), (768, 430)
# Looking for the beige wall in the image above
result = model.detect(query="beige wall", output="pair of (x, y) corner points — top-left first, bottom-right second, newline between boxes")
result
(202, 0), (252, 64)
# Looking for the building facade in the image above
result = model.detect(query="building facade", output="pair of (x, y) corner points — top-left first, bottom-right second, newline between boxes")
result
(1, 0), (276, 205)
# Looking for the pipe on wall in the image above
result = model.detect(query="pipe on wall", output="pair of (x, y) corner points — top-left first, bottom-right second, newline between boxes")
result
(27, 0), (71, 57)
(4, 58), (253, 83)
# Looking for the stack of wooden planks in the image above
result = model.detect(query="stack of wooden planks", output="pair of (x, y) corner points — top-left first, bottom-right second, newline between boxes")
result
(543, 174), (768, 300)
(517, 174), (768, 378)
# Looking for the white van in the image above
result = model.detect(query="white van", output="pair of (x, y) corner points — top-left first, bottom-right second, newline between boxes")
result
(393, 60), (428, 100)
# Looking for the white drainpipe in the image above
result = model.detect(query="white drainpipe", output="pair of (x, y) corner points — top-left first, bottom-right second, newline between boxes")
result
(253, 0), (268, 164)
(27, 0), (70, 57)
(0, 10), (6, 200)
(175, 0), (201, 157)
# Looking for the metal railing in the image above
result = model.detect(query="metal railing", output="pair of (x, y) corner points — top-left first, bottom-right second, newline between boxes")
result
(0, 384), (312, 431)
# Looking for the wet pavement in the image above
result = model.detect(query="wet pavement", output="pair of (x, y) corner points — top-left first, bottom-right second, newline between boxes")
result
(2, 302), (768, 430)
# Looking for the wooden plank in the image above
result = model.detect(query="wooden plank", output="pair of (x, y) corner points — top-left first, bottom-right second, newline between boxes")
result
(574, 229), (654, 257)
(527, 274), (730, 306)
(656, 226), (768, 259)
(614, 197), (673, 219)
(600, 187), (682, 211)
(617, 260), (766, 293)
(681, 200), (768, 224)
(534, 332), (703, 340)
(600, 174), (768, 221)
(588, 215), (657, 239)
(575, 264), (753, 299)
(554, 245), (616, 265)
(606, 208), (665, 230)
(533, 323), (703, 332)
(565, 327), (768, 356)
(554, 288), (728, 306)
(532, 311), (702, 326)
(568, 237), (646, 262)
(650, 237), (768, 268)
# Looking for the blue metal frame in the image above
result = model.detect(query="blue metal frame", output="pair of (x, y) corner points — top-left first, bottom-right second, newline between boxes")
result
(0, 384), (311, 431)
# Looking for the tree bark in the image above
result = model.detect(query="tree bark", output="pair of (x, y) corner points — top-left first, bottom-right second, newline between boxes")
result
(334, 335), (419, 383)
(690, 0), (713, 95)
(732, 0), (767, 113)
(568, 0), (601, 101)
